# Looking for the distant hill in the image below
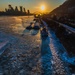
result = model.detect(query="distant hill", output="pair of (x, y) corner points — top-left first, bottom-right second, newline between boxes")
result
(50, 0), (75, 18)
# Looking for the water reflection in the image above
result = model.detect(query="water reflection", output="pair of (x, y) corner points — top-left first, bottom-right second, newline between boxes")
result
(0, 16), (34, 35)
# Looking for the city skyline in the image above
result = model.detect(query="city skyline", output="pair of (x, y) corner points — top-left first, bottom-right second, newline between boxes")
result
(0, 5), (31, 16)
(0, 0), (66, 13)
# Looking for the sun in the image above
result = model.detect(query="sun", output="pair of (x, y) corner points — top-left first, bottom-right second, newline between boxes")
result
(41, 5), (45, 11)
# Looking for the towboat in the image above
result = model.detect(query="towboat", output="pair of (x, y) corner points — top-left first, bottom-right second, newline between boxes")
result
(41, 27), (48, 37)
(26, 22), (34, 30)
(26, 25), (33, 30)
(33, 26), (40, 30)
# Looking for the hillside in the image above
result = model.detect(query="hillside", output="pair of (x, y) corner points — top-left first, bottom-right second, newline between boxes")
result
(50, 0), (75, 17)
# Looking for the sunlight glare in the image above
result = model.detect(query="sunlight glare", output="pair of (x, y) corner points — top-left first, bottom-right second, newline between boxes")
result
(41, 5), (45, 11)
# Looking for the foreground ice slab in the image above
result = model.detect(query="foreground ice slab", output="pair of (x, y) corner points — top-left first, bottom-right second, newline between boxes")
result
(0, 31), (17, 56)
(0, 40), (9, 55)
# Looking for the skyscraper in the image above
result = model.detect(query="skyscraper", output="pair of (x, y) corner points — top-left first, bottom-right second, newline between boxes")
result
(8, 5), (14, 11)
(24, 8), (26, 13)
(20, 6), (23, 12)
(15, 6), (18, 11)
(27, 10), (30, 14)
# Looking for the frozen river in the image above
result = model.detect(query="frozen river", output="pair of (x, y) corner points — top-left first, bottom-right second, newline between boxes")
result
(0, 16), (42, 75)
(0, 16), (72, 75)
(0, 16), (34, 35)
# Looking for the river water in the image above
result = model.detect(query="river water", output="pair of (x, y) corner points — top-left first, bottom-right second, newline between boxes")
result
(0, 16), (34, 35)
(0, 16), (43, 75)
(0, 16), (71, 75)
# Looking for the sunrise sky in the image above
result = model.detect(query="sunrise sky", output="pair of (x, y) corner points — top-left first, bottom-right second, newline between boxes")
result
(0, 0), (66, 13)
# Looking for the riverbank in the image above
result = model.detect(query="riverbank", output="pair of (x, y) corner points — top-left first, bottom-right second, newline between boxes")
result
(42, 18), (75, 74)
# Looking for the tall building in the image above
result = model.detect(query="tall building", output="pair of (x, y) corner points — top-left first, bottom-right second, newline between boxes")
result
(15, 6), (18, 11)
(27, 10), (30, 14)
(8, 5), (12, 10)
(5, 8), (8, 12)
(8, 5), (14, 11)
(20, 6), (23, 12)
(24, 8), (26, 13)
